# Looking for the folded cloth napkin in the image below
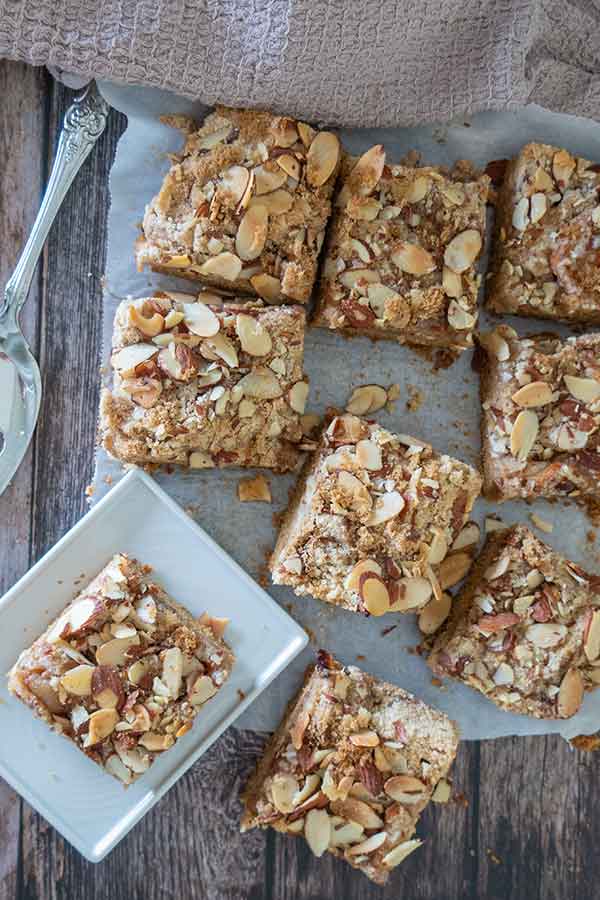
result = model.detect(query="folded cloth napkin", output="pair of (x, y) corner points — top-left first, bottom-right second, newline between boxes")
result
(1, 0), (599, 126)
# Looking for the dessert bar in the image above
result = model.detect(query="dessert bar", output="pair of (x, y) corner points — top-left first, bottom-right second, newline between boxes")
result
(241, 651), (459, 884)
(479, 326), (600, 502)
(100, 292), (309, 471)
(270, 414), (482, 614)
(487, 142), (600, 323)
(136, 106), (341, 303)
(429, 525), (600, 718)
(8, 554), (234, 784)
(313, 145), (489, 354)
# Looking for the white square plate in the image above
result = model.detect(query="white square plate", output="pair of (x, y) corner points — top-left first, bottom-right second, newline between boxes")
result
(0, 469), (307, 861)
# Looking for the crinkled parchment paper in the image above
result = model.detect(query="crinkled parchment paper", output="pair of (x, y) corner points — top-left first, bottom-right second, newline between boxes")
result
(93, 80), (600, 740)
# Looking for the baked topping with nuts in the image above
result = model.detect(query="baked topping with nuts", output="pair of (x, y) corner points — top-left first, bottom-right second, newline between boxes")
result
(487, 142), (600, 323)
(135, 107), (341, 303)
(7, 554), (234, 784)
(429, 525), (600, 719)
(479, 327), (600, 502)
(270, 414), (481, 614)
(313, 146), (489, 354)
(100, 292), (309, 472)
(241, 653), (458, 885)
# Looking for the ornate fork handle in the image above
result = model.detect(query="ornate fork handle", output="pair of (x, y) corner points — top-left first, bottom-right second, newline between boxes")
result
(0, 82), (109, 327)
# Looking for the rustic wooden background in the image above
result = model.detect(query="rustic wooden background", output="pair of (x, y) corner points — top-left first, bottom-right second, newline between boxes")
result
(0, 58), (599, 900)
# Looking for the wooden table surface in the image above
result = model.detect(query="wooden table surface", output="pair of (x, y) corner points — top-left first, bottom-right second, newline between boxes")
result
(1, 58), (599, 900)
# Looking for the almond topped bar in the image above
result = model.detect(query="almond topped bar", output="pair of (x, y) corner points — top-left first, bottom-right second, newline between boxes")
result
(100, 292), (309, 471)
(487, 143), (600, 323)
(241, 651), (459, 884)
(313, 145), (489, 354)
(135, 106), (341, 303)
(8, 554), (234, 785)
(479, 326), (600, 502)
(429, 525), (600, 719)
(270, 414), (482, 615)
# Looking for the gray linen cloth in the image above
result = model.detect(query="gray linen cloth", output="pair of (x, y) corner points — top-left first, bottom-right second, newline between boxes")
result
(0, 1), (599, 126)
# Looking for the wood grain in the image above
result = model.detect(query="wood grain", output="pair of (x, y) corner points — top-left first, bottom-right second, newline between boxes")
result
(1, 62), (599, 900)
(0, 59), (49, 900)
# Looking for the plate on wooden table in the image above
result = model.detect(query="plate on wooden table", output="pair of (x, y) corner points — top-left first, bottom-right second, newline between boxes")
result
(0, 468), (307, 861)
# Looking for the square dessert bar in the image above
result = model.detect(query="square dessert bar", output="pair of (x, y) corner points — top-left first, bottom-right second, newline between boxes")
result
(479, 326), (600, 501)
(270, 414), (482, 615)
(487, 142), (600, 323)
(100, 292), (309, 471)
(429, 525), (600, 719)
(135, 106), (341, 303)
(241, 651), (459, 884)
(313, 145), (489, 353)
(8, 554), (234, 785)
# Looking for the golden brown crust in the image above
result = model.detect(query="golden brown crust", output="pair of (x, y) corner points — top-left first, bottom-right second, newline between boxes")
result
(487, 142), (600, 323)
(135, 107), (341, 303)
(241, 653), (458, 884)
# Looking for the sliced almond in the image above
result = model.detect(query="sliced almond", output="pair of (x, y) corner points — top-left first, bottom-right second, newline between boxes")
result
(557, 668), (584, 718)
(273, 118), (299, 148)
(95, 634), (140, 667)
(237, 366), (283, 399)
(359, 574), (390, 616)
(534, 167), (555, 192)
(512, 196), (530, 231)
(87, 708), (119, 746)
(347, 145), (386, 196)
(404, 175), (431, 203)
(418, 591), (452, 635)
(198, 252), (242, 282)
(250, 272), (283, 303)
(349, 730), (380, 747)
(298, 122), (316, 147)
(270, 773), (299, 813)
(392, 242), (436, 276)
(442, 267), (462, 298)
(188, 674), (218, 706)
(530, 513), (553, 534)
(585, 610), (600, 662)
(346, 196), (381, 220)
(510, 409), (539, 461)
(189, 450), (215, 469)
(105, 754), (133, 785)
(221, 165), (250, 203)
(439, 552), (472, 590)
(447, 300), (476, 331)
(112, 344), (157, 377)
(382, 838), (423, 869)
(161, 254), (192, 268)
(484, 554), (511, 580)
(236, 313), (272, 356)
(346, 384), (388, 415)
(203, 332), (238, 368)
(339, 268), (380, 289)
(237, 474), (272, 503)
(128, 306), (165, 337)
(511, 381), (553, 407)
(356, 439), (382, 470)
(183, 302), (220, 337)
(306, 132), (340, 187)
(60, 664), (95, 697)
(304, 808), (331, 857)
(138, 732), (175, 752)
(236, 205), (269, 261)
(389, 576), (432, 612)
(366, 491), (405, 526)
(289, 381), (309, 414)
(162, 647), (183, 698)
(525, 623), (567, 648)
(431, 779), (452, 803)
(451, 521), (480, 552)
(530, 192), (547, 223)
(331, 798), (383, 830)
(563, 374), (600, 404)
(345, 559), (382, 592)
(444, 229), (482, 273)
(92, 665), (124, 709)
(329, 821), (365, 847)
(384, 774), (427, 804)
(254, 164), (287, 195)
(427, 528), (448, 565)
(347, 831), (387, 856)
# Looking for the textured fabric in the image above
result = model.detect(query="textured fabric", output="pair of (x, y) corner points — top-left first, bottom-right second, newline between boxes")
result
(1, 1), (600, 126)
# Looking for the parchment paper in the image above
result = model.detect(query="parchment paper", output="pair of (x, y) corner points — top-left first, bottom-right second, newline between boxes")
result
(93, 79), (600, 740)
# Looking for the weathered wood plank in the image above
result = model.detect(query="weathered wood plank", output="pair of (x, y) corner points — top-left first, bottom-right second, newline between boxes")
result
(0, 58), (50, 900)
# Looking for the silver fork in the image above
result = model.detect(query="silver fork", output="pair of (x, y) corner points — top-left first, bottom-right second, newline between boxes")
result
(0, 82), (109, 497)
